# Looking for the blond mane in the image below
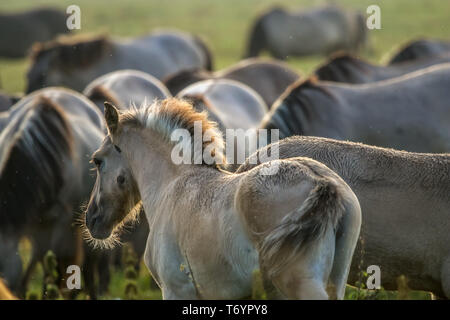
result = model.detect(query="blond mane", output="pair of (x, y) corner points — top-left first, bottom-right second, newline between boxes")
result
(120, 98), (226, 167)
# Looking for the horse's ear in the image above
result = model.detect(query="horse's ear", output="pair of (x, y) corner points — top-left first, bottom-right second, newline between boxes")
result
(104, 101), (119, 135)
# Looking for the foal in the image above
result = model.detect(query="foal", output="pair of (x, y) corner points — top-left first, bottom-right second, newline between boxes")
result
(84, 99), (361, 299)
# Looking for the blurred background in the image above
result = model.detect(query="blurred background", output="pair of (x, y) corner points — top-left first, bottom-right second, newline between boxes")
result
(0, 0), (449, 94)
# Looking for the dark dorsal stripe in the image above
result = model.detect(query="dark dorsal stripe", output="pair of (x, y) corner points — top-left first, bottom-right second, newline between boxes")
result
(0, 97), (73, 235)
(315, 54), (371, 82)
(262, 78), (335, 138)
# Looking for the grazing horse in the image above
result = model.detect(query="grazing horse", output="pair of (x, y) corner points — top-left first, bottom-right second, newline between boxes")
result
(236, 136), (450, 298)
(262, 64), (450, 153)
(84, 69), (171, 112)
(83, 99), (361, 299)
(163, 58), (300, 107)
(0, 7), (68, 58)
(315, 53), (450, 84)
(26, 30), (213, 93)
(245, 6), (366, 59)
(389, 39), (450, 65)
(0, 88), (105, 298)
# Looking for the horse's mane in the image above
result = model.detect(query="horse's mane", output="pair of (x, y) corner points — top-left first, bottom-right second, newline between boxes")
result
(120, 98), (225, 167)
(261, 76), (336, 138)
(85, 85), (121, 111)
(314, 53), (371, 82)
(30, 34), (112, 70)
(0, 96), (73, 234)
(162, 68), (211, 95)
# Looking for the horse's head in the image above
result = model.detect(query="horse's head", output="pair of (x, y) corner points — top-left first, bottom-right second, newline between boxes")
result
(85, 102), (139, 240)
(26, 36), (111, 93)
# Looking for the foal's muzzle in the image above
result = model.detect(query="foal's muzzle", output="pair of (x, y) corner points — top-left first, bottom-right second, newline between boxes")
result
(86, 203), (111, 240)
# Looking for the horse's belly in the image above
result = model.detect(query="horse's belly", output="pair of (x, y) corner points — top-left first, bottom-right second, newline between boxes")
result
(194, 263), (255, 299)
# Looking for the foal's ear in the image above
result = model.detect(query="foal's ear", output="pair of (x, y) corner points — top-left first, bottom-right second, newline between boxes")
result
(104, 101), (119, 135)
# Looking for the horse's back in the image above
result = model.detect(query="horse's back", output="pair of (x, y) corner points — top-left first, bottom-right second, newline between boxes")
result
(128, 31), (208, 79)
(221, 59), (300, 107)
(264, 6), (356, 56)
(178, 79), (267, 129)
(84, 69), (171, 110)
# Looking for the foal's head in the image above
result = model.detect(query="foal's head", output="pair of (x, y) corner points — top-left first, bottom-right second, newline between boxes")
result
(84, 99), (225, 243)
(85, 102), (139, 241)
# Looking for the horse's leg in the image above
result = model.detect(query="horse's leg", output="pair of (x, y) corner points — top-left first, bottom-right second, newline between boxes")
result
(97, 251), (111, 295)
(271, 227), (335, 300)
(144, 235), (197, 299)
(327, 192), (361, 299)
(82, 248), (98, 300)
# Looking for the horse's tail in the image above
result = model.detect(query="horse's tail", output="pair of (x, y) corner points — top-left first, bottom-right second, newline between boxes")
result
(0, 97), (73, 234)
(192, 35), (213, 71)
(259, 179), (344, 278)
(245, 15), (267, 58)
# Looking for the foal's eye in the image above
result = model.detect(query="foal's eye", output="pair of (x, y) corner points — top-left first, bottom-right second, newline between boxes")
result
(93, 158), (103, 168)
(117, 175), (125, 185)
(114, 145), (122, 153)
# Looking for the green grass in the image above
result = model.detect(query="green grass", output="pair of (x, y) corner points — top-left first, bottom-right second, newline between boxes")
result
(4, 0), (448, 299)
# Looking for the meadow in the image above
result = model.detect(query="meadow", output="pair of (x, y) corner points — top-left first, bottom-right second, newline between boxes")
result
(1, 0), (448, 299)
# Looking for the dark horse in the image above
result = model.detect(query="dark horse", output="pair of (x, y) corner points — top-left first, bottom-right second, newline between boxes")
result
(26, 30), (213, 93)
(262, 64), (450, 153)
(0, 88), (106, 298)
(0, 7), (68, 58)
(245, 6), (366, 59)
(389, 39), (450, 65)
(315, 53), (450, 84)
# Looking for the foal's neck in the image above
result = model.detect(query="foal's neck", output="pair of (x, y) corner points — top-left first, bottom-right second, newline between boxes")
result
(122, 130), (180, 208)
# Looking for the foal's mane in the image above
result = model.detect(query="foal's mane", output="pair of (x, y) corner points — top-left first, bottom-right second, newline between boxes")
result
(0, 97), (73, 234)
(120, 98), (226, 167)
(30, 34), (112, 70)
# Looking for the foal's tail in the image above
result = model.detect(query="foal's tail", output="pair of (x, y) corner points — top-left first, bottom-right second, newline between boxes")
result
(259, 179), (344, 278)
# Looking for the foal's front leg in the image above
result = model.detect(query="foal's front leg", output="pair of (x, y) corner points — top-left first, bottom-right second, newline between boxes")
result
(144, 236), (199, 300)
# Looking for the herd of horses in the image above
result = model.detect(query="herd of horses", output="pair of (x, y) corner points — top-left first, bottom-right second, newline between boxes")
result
(0, 5), (449, 300)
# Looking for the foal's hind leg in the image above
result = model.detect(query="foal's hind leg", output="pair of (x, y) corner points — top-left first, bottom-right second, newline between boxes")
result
(270, 228), (336, 300)
(327, 192), (361, 299)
